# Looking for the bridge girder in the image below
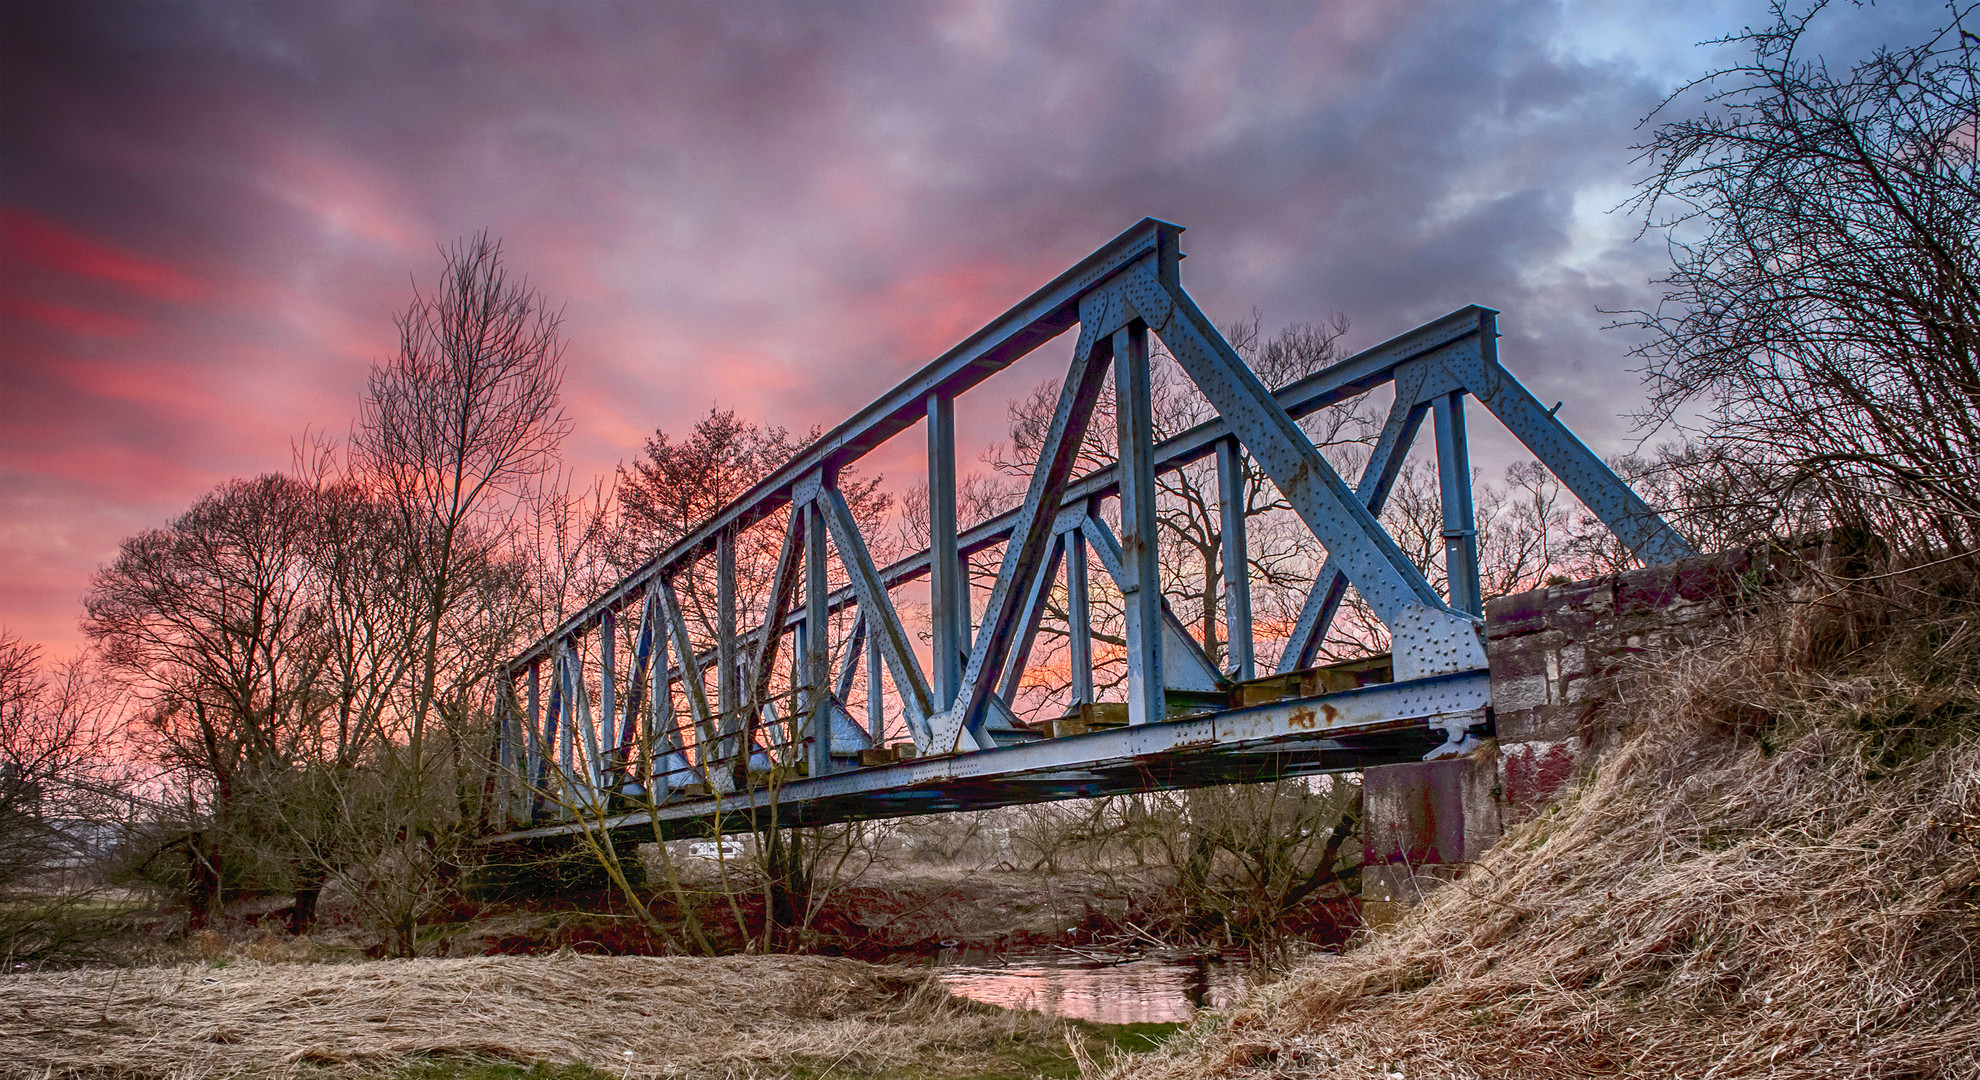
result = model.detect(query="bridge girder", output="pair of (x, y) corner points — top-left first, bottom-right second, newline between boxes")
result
(484, 219), (1692, 839)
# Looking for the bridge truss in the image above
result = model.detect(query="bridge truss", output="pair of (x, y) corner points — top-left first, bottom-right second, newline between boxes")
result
(486, 219), (1691, 843)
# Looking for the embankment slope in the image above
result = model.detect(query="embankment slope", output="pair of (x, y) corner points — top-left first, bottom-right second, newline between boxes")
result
(1117, 593), (1980, 1079)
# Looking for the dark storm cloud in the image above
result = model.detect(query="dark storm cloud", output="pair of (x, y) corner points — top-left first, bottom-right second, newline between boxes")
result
(8, 0), (1921, 652)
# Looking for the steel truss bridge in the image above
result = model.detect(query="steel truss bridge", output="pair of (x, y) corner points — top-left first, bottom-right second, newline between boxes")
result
(485, 219), (1691, 844)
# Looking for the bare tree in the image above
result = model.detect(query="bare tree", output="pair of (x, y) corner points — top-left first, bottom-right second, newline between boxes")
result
(1627, 0), (1980, 550)
(356, 232), (572, 786)
(0, 632), (135, 965)
(615, 407), (890, 640)
(83, 474), (331, 925)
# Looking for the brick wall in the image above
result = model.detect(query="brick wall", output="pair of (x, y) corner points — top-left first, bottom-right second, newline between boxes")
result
(1484, 548), (1770, 809)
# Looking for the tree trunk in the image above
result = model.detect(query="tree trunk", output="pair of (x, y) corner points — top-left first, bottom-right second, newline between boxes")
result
(186, 829), (221, 930)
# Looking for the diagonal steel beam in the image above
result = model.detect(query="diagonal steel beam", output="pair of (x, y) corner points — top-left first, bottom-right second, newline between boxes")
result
(1124, 265), (1488, 679)
(1439, 311), (1694, 565)
(748, 504), (806, 712)
(997, 532), (1064, 707)
(656, 575), (722, 781)
(1277, 359), (1440, 672)
(937, 312), (1113, 752)
(1081, 514), (1224, 692)
(615, 590), (655, 770)
(818, 483), (937, 749)
(506, 219), (1175, 675)
(835, 612), (866, 704)
(505, 301), (1492, 681)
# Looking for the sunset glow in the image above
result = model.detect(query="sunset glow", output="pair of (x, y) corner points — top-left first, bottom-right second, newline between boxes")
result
(0, 1), (1939, 656)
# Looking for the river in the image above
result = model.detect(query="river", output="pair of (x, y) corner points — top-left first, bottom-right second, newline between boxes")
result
(930, 947), (1260, 1024)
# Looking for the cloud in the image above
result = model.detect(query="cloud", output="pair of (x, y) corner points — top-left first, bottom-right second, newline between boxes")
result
(3, 0), (1914, 654)
(0, 209), (208, 301)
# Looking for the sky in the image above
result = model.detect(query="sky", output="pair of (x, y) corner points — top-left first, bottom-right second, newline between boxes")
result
(0, 0), (1944, 658)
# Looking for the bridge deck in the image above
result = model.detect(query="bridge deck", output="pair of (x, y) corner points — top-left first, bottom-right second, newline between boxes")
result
(489, 669), (1488, 842)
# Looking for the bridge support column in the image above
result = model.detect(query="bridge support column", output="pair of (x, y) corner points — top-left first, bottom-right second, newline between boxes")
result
(1360, 747), (1502, 929)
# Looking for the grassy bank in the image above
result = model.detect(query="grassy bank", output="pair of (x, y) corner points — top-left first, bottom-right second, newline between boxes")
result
(1108, 580), (1980, 1079)
(0, 952), (1179, 1079)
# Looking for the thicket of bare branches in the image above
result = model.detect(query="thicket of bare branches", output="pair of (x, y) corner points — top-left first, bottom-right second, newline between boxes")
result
(357, 230), (571, 792)
(0, 630), (135, 965)
(70, 236), (572, 954)
(1627, 0), (1980, 551)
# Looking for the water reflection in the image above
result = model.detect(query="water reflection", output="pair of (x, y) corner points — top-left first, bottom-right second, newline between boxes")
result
(932, 949), (1254, 1025)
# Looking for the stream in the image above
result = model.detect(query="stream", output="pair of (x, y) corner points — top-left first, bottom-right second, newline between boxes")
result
(929, 947), (1261, 1024)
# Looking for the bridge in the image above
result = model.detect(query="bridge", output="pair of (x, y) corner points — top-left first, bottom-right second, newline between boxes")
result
(483, 218), (1692, 844)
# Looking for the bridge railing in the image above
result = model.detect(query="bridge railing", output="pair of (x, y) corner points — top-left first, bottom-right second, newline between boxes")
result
(487, 219), (1691, 829)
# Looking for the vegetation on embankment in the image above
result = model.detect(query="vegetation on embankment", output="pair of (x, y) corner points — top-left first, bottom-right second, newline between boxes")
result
(0, 952), (1175, 1080)
(1108, 568), (1980, 1079)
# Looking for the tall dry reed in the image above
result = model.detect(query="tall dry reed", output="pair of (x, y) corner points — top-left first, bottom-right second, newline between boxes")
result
(0, 952), (1053, 1078)
(1115, 565), (1980, 1079)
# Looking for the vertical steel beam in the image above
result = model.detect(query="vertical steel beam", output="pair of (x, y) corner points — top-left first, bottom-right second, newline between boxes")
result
(486, 679), (509, 827)
(1064, 525), (1093, 707)
(539, 658), (562, 818)
(599, 609), (617, 761)
(1115, 321), (1164, 726)
(941, 320), (1111, 750)
(568, 643), (601, 792)
(1442, 312), (1694, 565)
(805, 497), (832, 777)
(527, 659), (541, 782)
(716, 527), (739, 779)
(1216, 436), (1255, 681)
(927, 391), (965, 711)
(562, 642), (578, 776)
(865, 617), (885, 746)
(650, 596), (680, 796)
(1131, 267), (1487, 679)
(1433, 391), (1483, 617)
(634, 591), (657, 787)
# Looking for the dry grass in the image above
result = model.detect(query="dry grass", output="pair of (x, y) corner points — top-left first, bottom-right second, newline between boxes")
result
(0, 952), (1062, 1078)
(1117, 578), (1980, 1080)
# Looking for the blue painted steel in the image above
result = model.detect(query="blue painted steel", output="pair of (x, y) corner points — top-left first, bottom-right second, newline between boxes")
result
(1114, 321), (1165, 727)
(489, 220), (1694, 840)
(1063, 522), (1093, 708)
(1081, 515), (1222, 692)
(1216, 436), (1255, 681)
(1122, 264), (1489, 681)
(805, 497), (832, 778)
(1433, 391), (1482, 617)
(818, 482), (937, 748)
(1439, 312), (1695, 565)
(864, 617), (884, 746)
(940, 314), (1111, 751)
(927, 391), (966, 715)
(495, 670), (1491, 842)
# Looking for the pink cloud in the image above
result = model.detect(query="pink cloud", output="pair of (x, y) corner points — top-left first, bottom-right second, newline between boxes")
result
(0, 294), (146, 338)
(0, 208), (208, 301)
